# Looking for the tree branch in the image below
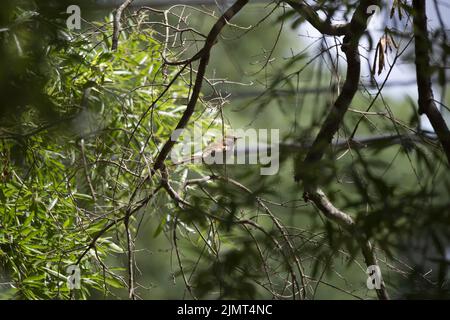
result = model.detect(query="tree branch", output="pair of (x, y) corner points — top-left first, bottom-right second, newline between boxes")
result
(412, 0), (450, 165)
(291, 0), (389, 300)
(298, 1), (379, 179)
(153, 0), (249, 172)
(284, 0), (348, 36)
(305, 187), (389, 299)
(112, 0), (135, 51)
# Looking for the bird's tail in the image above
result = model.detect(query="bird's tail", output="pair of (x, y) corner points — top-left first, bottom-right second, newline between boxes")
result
(171, 154), (203, 166)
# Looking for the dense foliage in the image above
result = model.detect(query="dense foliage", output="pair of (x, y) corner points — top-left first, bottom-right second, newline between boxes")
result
(0, 1), (219, 298)
(1, 0), (450, 300)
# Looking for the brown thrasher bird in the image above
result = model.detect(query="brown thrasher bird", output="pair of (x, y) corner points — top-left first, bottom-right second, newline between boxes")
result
(173, 135), (239, 165)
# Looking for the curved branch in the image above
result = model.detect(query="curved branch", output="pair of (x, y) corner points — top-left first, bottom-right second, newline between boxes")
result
(292, 0), (389, 300)
(153, 0), (249, 171)
(305, 187), (389, 300)
(284, 0), (348, 36)
(298, 0), (379, 176)
(112, 0), (135, 51)
(412, 0), (450, 165)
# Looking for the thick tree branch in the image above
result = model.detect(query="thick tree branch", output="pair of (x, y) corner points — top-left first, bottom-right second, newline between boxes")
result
(291, 0), (389, 300)
(298, 1), (379, 178)
(412, 0), (450, 165)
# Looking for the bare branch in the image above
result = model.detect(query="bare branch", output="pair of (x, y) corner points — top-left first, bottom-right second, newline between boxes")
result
(153, 0), (250, 172)
(283, 1), (348, 36)
(412, 0), (450, 165)
(305, 187), (389, 299)
(291, 0), (390, 300)
(299, 1), (379, 177)
(112, 0), (135, 51)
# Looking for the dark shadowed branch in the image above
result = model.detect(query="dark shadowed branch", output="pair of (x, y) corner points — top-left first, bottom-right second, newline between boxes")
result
(289, 0), (389, 300)
(412, 0), (450, 165)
